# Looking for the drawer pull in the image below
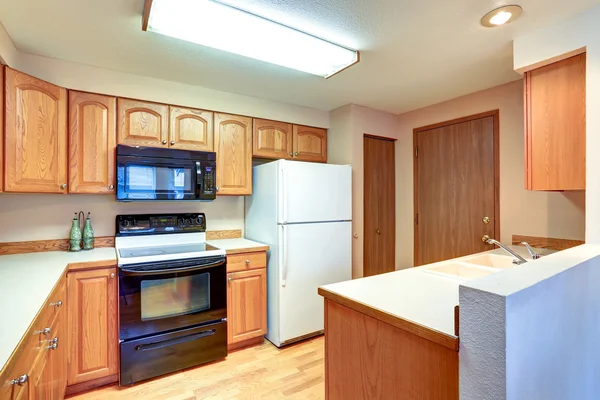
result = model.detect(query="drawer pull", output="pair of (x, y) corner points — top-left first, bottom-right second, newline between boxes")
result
(35, 327), (51, 335)
(49, 300), (62, 308)
(11, 374), (28, 386)
(245, 260), (250, 264)
(47, 337), (59, 350)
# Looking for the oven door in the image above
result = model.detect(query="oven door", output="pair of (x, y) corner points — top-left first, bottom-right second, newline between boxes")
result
(116, 156), (199, 201)
(119, 256), (226, 341)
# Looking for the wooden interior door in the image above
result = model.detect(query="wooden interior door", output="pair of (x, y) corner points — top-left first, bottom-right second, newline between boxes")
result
(414, 112), (498, 266)
(253, 119), (293, 159)
(67, 267), (118, 385)
(117, 98), (168, 147)
(214, 113), (252, 195)
(363, 136), (396, 277)
(226, 269), (267, 344)
(68, 91), (116, 194)
(169, 106), (213, 151)
(4, 68), (68, 193)
(292, 125), (327, 162)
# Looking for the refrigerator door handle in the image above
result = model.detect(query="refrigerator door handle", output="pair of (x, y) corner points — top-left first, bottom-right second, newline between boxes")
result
(280, 225), (288, 286)
(280, 163), (288, 223)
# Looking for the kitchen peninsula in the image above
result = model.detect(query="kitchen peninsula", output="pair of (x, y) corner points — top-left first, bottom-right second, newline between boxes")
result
(318, 246), (552, 400)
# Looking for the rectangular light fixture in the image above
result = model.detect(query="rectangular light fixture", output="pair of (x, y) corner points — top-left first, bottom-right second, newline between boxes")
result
(144, 0), (360, 78)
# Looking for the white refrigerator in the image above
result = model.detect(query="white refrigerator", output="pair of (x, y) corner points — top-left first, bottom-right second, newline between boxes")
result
(245, 160), (352, 347)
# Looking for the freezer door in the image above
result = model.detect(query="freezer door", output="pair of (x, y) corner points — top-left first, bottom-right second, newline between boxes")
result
(278, 161), (352, 224)
(277, 221), (352, 345)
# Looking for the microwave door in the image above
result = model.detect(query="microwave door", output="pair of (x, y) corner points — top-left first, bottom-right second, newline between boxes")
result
(117, 158), (197, 201)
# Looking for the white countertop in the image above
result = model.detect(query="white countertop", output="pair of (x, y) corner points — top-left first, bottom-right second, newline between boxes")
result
(0, 248), (117, 372)
(320, 246), (552, 338)
(206, 238), (269, 253)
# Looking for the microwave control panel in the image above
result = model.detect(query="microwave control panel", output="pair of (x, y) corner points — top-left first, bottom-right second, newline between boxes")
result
(198, 162), (216, 199)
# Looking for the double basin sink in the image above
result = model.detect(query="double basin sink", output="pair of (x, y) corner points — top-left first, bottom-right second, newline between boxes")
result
(423, 253), (530, 281)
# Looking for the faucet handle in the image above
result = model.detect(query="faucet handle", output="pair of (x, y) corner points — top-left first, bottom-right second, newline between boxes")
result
(521, 242), (542, 260)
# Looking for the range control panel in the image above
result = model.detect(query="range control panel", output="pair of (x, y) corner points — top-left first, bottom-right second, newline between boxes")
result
(116, 213), (206, 236)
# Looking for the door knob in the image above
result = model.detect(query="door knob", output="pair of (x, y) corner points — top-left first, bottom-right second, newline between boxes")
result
(376, 229), (381, 235)
(482, 216), (490, 224)
(481, 235), (490, 243)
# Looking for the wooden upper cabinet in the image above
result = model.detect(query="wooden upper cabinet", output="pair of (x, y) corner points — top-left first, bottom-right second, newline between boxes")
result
(0, 67), (3, 193)
(525, 53), (586, 191)
(69, 91), (117, 194)
(227, 268), (267, 345)
(293, 125), (327, 163)
(67, 267), (118, 386)
(252, 119), (293, 160)
(4, 68), (68, 193)
(169, 106), (213, 151)
(214, 113), (252, 195)
(117, 98), (168, 147)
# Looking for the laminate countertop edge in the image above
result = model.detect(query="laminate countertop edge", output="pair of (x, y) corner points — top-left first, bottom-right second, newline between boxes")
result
(318, 287), (459, 351)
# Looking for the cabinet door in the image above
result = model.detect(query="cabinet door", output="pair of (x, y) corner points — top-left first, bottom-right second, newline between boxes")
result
(69, 91), (117, 194)
(67, 268), (118, 386)
(292, 125), (327, 163)
(0, 67), (4, 193)
(33, 313), (64, 400)
(252, 119), (293, 160)
(214, 113), (252, 195)
(525, 53), (586, 190)
(227, 269), (267, 344)
(169, 106), (213, 151)
(117, 98), (168, 147)
(4, 68), (68, 193)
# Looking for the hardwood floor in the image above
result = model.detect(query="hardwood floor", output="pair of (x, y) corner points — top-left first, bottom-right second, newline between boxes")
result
(69, 337), (324, 400)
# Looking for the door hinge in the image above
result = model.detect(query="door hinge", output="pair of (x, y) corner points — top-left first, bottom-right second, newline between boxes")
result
(415, 213), (419, 225)
(415, 147), (418, 158)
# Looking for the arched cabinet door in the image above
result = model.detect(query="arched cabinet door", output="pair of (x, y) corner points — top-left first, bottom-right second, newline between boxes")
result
(214, 113), (252, 195)
(69, 91), (116, 194)
(4, 67), (68, 193)
(252, 119), (293, 160)
(169, 106), (213, 151)
(117, 98), (168, 147)
(293, 125), (328, 163)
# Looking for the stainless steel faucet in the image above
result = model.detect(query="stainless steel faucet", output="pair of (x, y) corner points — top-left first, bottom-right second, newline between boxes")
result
(485, 238), (528, 265)
(521, 242), (542, 260)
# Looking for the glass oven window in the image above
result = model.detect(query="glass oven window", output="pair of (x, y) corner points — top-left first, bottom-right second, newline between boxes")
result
(124, 164), (193, 199)
(140, 273), (210, 321)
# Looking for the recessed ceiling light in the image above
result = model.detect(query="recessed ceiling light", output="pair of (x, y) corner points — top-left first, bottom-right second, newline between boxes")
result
(143, 0), (360, 78)
(481, 5), (522, 27)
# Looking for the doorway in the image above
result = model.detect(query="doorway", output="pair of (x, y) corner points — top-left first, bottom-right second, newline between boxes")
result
(413, 110), (499, 266)
(363, 135), (396, 277)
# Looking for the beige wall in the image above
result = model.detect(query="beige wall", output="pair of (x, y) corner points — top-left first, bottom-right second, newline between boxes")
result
(329, 104), (401, 278)
(396, 80), (586, 268)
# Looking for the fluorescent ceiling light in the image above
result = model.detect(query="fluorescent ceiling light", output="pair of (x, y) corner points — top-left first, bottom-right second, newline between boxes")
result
(146, 0), (360, 78)
(480, 5), (523, 28)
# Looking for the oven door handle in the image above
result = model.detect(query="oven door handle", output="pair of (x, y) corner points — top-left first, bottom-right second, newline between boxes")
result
(120, 259), (225, 276)
(135, 329), (217, 352)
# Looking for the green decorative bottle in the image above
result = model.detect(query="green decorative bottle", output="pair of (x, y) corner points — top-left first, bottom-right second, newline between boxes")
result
(83, 212), (95, 250)
(69, 213), (82, 252)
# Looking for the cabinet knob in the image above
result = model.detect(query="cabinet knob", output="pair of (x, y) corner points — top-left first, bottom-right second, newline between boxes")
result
(47, 337), (58, 350)
(170, 141), (175, 145)
(61, 183), (67, 189)
(289, 152), (293, 157)
(295, 152), (299, 156)
(11, 374), (28, 386)
(109, 184), (115, 190)
(110, 273), (115, 278)
(216, 186), (220, 192)
(228, 277), (232, 282)
(245, 260), (250, 264)
(162, 140), (167, 145)
(376, 229), (381, 235)
(482, 235), (491, 243)
(49, 300), (62, 308)
(35, 327), (51, 335)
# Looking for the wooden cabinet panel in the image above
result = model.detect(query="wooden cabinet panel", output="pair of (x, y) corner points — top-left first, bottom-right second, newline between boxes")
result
(525, 53), (586, 190)
(169, 106), (213, 151)
(226, 252), (267, 273)
(4, 68), (68, 193)
(117, 98), (168, 147)
(0, 67), (4, 193)
(214, 113), (252, 195)
(227, 269), (267, 344)
(67, 267), (118, 386)
(293, 125), (327, 163)
(252, 119), (293, 160)
(68, 91), (117, 194)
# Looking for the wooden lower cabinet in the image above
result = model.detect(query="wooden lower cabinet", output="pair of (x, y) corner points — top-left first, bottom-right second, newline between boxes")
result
(226, 268), (267, 349)
(66, 267), (118, 387)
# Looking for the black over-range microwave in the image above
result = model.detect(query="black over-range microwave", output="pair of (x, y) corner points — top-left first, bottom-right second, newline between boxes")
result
(116, 145), (217, 201)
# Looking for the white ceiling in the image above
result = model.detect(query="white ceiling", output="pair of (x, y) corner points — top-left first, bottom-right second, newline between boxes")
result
(0, 0), (597, 114)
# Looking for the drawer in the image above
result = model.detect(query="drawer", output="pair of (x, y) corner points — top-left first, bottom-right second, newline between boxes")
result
(42, 278), (66, 328)
(227, 252), (267, 273)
